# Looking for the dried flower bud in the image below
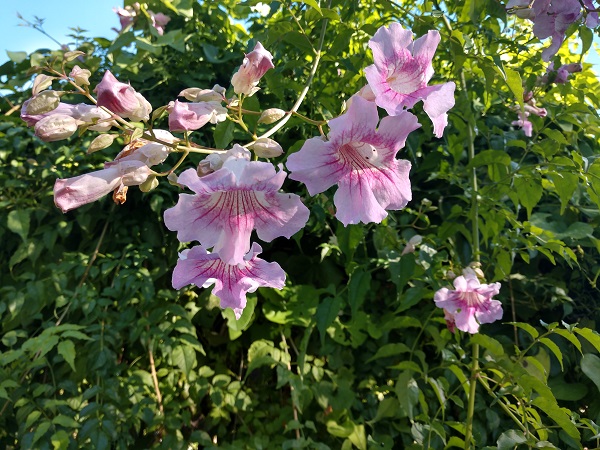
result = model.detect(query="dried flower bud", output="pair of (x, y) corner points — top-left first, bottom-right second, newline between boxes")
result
(26, 91), (63, 115)
(70, 65), (91, 86)
(258, 108), (286, 124)
(248, 138), (283, 158)
(34, 114), (79, 142)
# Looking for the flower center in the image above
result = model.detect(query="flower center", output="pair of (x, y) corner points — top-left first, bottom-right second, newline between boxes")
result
(338, 141), (381, 171)
(386, 52), (427, 94)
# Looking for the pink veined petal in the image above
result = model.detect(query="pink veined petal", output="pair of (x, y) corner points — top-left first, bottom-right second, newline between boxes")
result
(368, 22), (414, 70)
(177, 167), (235, 195)
(421, 82), (456, 138)
(172, 243), (285, 319)
(411, 30), (440, 83)
(334, 174), (388, 225)
(376, 111), (422, 156)
(475, 298), (504, 324)
(454, 307), (481, 334)
(234, 160), (285, 191)
(368, 159), (412, 211)
(327, 95), (380, 142)
(286, 137), (342, 195)
(254, 191), (310, 242)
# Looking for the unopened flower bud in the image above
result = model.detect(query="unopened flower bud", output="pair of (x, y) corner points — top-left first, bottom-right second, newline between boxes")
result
(231, 42), (274, 96)
(34, 114), (79, 142)
(401, 235), (423, 255)
(258, 108), (286, 124)
(94, 70), (152, 121)
(248, 138), (283, 158)
(179, 87), (224, 102)
(70, 65), (91, 86)
(26, 91), (63, 115)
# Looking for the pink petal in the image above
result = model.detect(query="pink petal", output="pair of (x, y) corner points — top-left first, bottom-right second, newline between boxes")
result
(421, 82), (456, 138)
(172, 243), (285, 319)
(286, 137), (342, 195)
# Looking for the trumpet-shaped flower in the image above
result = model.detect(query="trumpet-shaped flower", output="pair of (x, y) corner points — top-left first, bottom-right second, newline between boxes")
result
(172, 243), (285, 319)
(434, 269), (502, 334)
(231, 42), (274, 96)
(286, 95), (420, 225)
(54, 160), (152, 213)
(164, 146), (309, 265)
(364, 23), (455, 137)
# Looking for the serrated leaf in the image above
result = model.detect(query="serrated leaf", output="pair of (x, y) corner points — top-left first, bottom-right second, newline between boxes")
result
(57, 340), (76, 372)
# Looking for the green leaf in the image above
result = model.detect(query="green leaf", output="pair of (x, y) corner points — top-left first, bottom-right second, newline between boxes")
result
(213, 120), (235, 149)
(581, 353), (600, 393)
(497, 429), (527, 450)
(508, 322), (539, 339)
(471, 334), (504, 356)
(172, 345), (196, 379)
(553, 328), (582, 353)
(467, 149), (511, 169)
(395, 371), (419, 420)
(57, 340), (76, 372)
(532, 396), (580, 440)
(574, 327), (600, 353)
(316, 296), (342, 345)
(549, 172), (578, 214)
(543, 129), (568, 145)
(51, 429), (70, 450)
(580, 26), (593, 56)
(367, 343), (411, 362)
(505, 67), (524, 109)
(514, 177), (543, 218)
(539, 338), (563, 370)
(303, 0), (322, 15)
(52, 414), (80, 428)
(7, 51), (27, 63)
(348, 269), (370, 315)
(7, 210), (30, 241)
(32, 420), (51, 445)
(368, 397), (400, 423)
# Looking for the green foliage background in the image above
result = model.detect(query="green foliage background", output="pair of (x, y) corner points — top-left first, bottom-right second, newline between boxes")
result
(2, 0), (600, 448)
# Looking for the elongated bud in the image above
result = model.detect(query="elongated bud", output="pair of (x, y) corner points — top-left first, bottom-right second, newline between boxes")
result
(26, 91), (63, 115)
(34, 114), (78, 142)
(70, 65), (91, 86)
(94, 70), (152, 121)
(258, 108), (286, 124)
(248, 137), (283, 158)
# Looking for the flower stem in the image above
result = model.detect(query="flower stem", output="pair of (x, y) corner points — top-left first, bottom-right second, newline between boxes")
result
(464, 342), (479, 448)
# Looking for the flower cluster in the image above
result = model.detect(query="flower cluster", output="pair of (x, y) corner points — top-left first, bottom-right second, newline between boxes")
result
(288, 23), (455, 225)
(113, 3), (171, 36)
(22, 24), (457, 320)
(507, 0), (599, 61)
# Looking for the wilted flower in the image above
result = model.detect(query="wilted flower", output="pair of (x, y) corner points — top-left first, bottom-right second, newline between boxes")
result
(164, 146), (309, 265)
(94, 71), (152, 121)
(172, 243), (285, 319)
(231, 42), (274, 96)
(434, 268), (502, 334)
(364, 23), (456, 137)
(287, 95), (420, 225)
(168, 100), (227, 132)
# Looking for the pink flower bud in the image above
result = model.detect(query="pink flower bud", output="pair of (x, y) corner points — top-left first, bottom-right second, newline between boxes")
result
(94, 71), (152, 121)
(69, 65), (91, 86)
(168, 100), (227, 132)
(34, 114), (78, 142)
(248, 138), (283, 158)
(148, 10), (170, 36)
(231, 42), (274, 96)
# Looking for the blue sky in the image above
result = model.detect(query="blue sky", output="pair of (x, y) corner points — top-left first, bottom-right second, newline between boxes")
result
(1, 0), (117, 63)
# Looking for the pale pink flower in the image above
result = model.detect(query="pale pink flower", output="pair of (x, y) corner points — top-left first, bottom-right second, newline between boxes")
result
(231, 42), (274, 96)
(172, 243), (285, 319)
(364, 23), (455, 138)
(164, 146), (309, 265)
(512, 111), (533, 137)
(94, 71), (152, 121)
(114, 129), (178, 166)
(434, 269), (502, 334)
(168, 100), (227, 132)
(54, 160), (152, 213)
(532, 0), (582, 61)
(113, 6), (136, 31)
(443, 309), (457, 334)
(34, 114), (78, 142)
(286, 95), (420, 225)
(148, 10), (170, 36)
(21, 101), (115, 132)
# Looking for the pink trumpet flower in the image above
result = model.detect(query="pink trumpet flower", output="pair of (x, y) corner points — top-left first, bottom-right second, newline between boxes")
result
(286, 95), (420, 225)
(172, 243), (285, 319)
